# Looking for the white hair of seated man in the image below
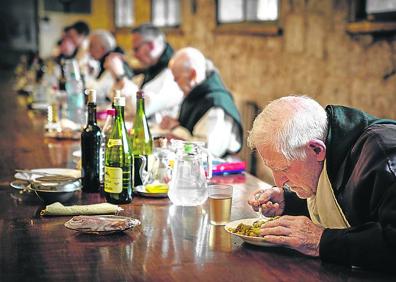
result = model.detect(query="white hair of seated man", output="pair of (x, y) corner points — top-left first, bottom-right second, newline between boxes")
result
(171, 47), (207, 84)
(248, 96), (328, 160)
(90, 30), (116, 54)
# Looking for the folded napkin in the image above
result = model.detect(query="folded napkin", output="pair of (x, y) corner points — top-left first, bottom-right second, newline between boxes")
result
(40, 202), (123, 216)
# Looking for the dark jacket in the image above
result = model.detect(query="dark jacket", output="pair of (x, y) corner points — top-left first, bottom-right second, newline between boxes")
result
(284, 105), (396, 271)
(178, 71), (243, 157)
(140, 43), (173, 87)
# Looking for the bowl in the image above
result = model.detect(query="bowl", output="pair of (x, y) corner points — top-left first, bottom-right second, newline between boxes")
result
(29, 178), (81, 204)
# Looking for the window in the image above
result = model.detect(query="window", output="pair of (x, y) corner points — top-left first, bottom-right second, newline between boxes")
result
(114, 0), (134, 28)
(151, 0), (181, 27)
(217, 0), (279, 24)
(366, 0), (396, 21)
(347, 0), (396, 34)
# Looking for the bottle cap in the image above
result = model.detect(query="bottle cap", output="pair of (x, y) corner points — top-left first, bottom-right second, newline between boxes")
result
(184, 143), (194, 154)
(136, 90), (144, 99)
(106, 108), (116, 116)
(113, 89), (125, 106)
(86, 89), (96, 103)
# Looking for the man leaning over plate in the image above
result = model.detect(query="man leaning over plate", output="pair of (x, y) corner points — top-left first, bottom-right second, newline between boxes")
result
(248, 95), (396, 271)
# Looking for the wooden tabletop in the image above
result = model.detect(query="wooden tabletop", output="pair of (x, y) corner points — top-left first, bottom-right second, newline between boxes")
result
(0, 74), (394, 281)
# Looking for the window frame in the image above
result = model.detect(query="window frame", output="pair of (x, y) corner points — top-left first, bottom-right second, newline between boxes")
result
(215, 0), (281, 36)
(347, 0), (396, 35)
(151, 0), (182, 28)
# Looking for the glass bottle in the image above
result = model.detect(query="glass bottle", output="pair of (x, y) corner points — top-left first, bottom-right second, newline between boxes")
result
(81, 89), (102, 193)
(104, 91), (133, 204)
(130, 90), (153, 187)
(64, 59), (84, 125)
(100, 108), (116, 190)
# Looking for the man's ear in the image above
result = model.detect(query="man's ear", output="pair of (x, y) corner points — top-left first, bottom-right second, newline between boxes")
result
(307, 139), (326, 161)
(189, 69), (197, 81)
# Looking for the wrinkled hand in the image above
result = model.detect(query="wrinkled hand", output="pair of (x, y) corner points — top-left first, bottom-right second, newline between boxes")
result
(260, 215), (324, 257)
(160, 116), (179, 130)
(104, 53), (125, 77)
(248, 187), (285, 217)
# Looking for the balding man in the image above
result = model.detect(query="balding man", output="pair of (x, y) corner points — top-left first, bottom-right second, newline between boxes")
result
(86, 30), (133, 104)
(160, 47), (243, 158)
(106, 23), (183, 121)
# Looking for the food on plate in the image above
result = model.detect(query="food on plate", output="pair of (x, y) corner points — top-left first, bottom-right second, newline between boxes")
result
(228, 217), (279, 237)
(145, 183), (168, 193)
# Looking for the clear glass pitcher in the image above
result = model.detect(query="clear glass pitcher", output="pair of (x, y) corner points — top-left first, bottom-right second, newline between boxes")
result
(168, 140), (212, 206)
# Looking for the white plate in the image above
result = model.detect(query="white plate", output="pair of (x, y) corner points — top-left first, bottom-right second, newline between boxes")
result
(134, 185), (168, 198)
(64, 215), (141, 235)
(15, 168), (81, 181)
(225, 218), (278, 247)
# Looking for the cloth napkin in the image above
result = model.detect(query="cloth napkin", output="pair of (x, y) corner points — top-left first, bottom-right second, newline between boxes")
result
(40, 202), (123, 216)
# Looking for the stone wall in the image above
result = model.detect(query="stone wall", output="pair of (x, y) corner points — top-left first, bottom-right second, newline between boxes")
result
(159, 0), (396, 119)
(119, 0), (396, 181)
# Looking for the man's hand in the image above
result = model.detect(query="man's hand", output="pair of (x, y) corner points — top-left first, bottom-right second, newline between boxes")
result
(248, 187), (285, 217)
(104, 53), (125, 77)
(260, 215), (324, 257)
(160, 116), (179, 130)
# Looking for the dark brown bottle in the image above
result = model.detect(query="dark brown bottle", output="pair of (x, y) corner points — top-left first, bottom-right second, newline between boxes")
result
(81, 89), (102, 193)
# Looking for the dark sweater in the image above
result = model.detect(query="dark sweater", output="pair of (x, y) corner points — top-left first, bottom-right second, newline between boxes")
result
(284, 105), (396, 271)
(178, 71), (243, 156)
(140, 43), (173, 87)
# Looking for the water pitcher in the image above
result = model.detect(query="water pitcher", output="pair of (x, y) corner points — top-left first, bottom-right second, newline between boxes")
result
(168, 141), (212, 206)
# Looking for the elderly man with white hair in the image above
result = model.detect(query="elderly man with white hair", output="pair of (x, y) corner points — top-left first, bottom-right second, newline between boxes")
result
(160, 47), (243, 158)
(247, 95), (396, 271)
(106, 23), (182, 121)
(86, 30), (133, 105)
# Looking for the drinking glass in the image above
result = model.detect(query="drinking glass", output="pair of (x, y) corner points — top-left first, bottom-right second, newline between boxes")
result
(208, 184), (233, 225)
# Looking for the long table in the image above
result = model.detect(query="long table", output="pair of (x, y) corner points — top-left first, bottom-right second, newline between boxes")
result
(0, 75), (394, 281)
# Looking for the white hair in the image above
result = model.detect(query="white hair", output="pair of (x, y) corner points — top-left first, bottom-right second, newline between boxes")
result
(247, 96), (328, 160)
(91, 30), (116, 53)
(172, 47), (207, 82)
(132, 24), (165, 58)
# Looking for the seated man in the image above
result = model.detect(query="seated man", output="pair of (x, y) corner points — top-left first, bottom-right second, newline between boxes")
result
(247, 96), (396, 271)
(160, 47), (243, 158)
(65, 21), (91, 73)
(87, 30), (134, 105)
(107, 23), (183, 120)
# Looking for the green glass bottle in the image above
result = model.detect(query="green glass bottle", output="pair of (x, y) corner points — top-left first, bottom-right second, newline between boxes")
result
(104, 90), (133, 204)
(81, 89), (102, 193)
(131, 90), (153, 187)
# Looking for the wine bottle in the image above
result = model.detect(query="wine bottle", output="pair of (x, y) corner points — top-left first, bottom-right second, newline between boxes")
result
(99, 108), (116, 191)
(81, 89), (102, 193)
(104, 90), (133, 204)
(130, 90), (153, 187)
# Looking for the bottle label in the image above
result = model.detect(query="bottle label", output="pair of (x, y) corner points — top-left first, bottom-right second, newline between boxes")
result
(104, 166), (123, 193)
(108, 139), (122, 147)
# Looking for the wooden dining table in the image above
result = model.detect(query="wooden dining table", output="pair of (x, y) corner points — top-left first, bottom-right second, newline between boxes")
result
(0, 73), (394, 281)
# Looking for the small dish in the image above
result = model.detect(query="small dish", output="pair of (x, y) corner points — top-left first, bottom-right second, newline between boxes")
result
(134, 184), (168, 198)
(15, 168), (81, 181)
(64, 215), (141, 235)
(225, 218), (278, 247)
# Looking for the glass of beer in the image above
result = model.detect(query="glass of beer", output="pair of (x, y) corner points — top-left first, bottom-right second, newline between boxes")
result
(208, 184), (233, 225)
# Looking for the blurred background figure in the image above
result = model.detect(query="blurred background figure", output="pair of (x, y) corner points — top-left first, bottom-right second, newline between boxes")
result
(87, 29), (133, 106)
(107, 23), (182, 121)
(160, 47), (243, 158)
(65, 21), (90, 67)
